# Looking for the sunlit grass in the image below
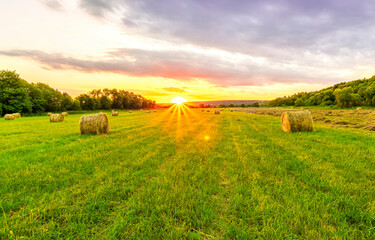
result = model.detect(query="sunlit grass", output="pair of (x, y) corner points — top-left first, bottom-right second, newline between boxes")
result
(0, 109), (374, 239)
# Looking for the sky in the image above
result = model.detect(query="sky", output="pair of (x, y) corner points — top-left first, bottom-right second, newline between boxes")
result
(0, 0), (375, 103)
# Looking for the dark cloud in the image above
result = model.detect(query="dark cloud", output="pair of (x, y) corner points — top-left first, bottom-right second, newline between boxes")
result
(41, 0), (63, 11)
(0, 48), (333, 86)
(163, 87), (187, 93)
(78, 0), (375, 59)
(79, 0), (119, 17)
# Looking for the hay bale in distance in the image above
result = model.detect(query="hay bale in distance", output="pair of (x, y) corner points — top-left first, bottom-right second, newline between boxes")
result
(145, 110), (151, 113)
(207, 110), (210, 112)
(50, 114), (64, 122)
(61, 112), (69, 117)
(13, 113), (21, 118)
(112, 111), (119, 116)
(4, 114), (16, 120)
(215, 110), (220, 114)
(154, 110), (157, 112)
(47, 112), (52, 116)
(79, 113), (109, 135)
(129, 110), (133, 113)
(230, 109), (234, 112)
(281, 111), (313, 133)
(356, 107), (362, 110)
(201, 109), (204, 112)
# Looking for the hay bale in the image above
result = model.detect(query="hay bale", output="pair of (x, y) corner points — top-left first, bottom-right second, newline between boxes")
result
(215, 110), (220, 114)
(281, 111), (313, 132)
(4, 114), (16, 120)
(220, 109), (224, 111)
(145, 110), (150, 113)
(201, 109), (204, 112)
(47, 112), (52, 116)
(129, 110), (133, 113)
(79, 113), (109, 135)
(230, 109), (234, 112)
(154, 110), (157, 112)
(61, 112), (69, 117)
(112, 111), (119, 116)
(13, 113), (21, 118)
(207, 110), (210, 112)
(356, 107), (362, 110)
(50, 114), (64, 122)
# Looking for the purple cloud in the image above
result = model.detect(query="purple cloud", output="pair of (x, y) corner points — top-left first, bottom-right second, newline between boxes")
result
(78, 0), (375, 57)
(0, 48), (333, 86)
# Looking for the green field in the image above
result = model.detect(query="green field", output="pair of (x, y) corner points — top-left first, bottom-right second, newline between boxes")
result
(1, 109), (375, 239)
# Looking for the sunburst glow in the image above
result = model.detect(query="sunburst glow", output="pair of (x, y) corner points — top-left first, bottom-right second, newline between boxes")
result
(171, 96), (187, 105)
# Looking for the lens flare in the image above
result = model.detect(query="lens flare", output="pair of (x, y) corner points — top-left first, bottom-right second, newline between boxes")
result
(171, 97), (187, 105)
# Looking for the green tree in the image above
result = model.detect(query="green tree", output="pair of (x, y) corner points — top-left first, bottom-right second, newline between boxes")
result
(0, 70), (32, 114)
(251, 102), (260, 107)
(72, 99), (81, 111)
(61, 92), (74, 111)
(27, 84), (46, 113)
(100, 95), (112, 110)
(35, 83), (63, 112)
(334, 87), (353, 108)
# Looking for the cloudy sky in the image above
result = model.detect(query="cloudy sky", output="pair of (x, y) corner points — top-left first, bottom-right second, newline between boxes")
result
(1, 0), (374, 102)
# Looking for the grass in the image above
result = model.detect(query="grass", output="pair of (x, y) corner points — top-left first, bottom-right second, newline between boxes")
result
(1, 108), (374, 239)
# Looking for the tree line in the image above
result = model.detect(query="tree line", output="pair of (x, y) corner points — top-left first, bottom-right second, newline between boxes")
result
(267, 75), (375, 108)
(0, 70), (156, 116)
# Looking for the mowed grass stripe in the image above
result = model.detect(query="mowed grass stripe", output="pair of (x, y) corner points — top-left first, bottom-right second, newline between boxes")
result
(1, 111), (176, 238)
(104, 110), (223, 239)
(0, 110), (374, 239)
(225, 112), (375, 239)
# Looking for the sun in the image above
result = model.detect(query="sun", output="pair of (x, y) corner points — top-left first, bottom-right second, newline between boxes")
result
(171, 96), (187, 105)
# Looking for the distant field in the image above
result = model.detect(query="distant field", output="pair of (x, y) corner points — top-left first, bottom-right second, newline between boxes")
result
(1, 109), (374, 239)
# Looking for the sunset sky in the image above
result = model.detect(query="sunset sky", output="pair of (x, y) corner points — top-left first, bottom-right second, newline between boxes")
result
(1, 0), (375, 103)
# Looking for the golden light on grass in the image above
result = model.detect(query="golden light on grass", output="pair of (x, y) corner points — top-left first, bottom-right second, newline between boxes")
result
(204, 135), (211, 141)
(171, 96), (187, 105)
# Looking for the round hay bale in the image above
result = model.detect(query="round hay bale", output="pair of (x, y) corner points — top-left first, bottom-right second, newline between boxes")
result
(154, 110), (157, 112)
(281, 111), (313, 133)
(112, 111), (119, 116)
(50, 114), (64, 122)
(129, 110), (133, 113)
(356, 107), (362, 110)
(230, 109), (234, 112)
(47, 112), (52, 116)
(4, 114), (16, 120)
(201, 109), (204, 112)
(215, 110), (220, 114)
(145, 110), (150, 113)
(207, 110), (210, 112)
(13, 113), (21, 118)
(61, 112), (69, 117)
(79, 113), (109, 135)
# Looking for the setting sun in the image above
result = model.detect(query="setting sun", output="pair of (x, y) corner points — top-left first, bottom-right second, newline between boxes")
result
(171, 97), (187, 105)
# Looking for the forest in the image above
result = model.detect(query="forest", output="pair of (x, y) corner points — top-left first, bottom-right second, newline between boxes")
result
(267, 75), (375, 108)
(0, 70), (156, 115)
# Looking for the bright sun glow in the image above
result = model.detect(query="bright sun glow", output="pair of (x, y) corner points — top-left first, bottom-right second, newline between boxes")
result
(171, 97), (187, 104)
